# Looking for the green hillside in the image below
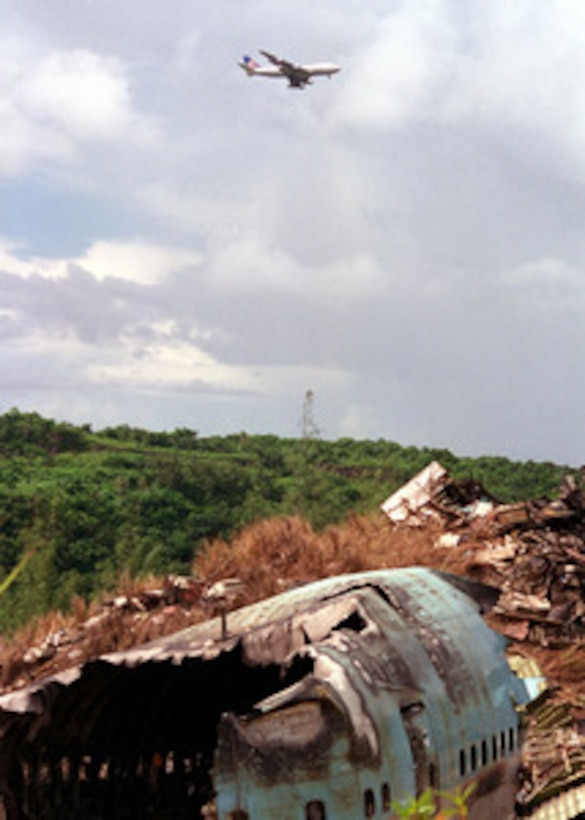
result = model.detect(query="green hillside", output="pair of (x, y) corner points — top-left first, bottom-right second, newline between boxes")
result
(0, 408), (573, 632)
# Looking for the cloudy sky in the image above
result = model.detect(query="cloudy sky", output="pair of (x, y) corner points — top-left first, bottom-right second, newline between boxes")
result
(1, 1), (584, 465)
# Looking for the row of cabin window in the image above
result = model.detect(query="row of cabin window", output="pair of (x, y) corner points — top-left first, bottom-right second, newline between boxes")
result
(226, 785), (391, 820)
(234, 729), (519, 820)
(459, 726), (517, 778)
(305, 727), (518, 820)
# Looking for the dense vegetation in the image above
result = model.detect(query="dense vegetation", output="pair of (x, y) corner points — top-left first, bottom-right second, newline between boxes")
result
(0, 408), (575, 632)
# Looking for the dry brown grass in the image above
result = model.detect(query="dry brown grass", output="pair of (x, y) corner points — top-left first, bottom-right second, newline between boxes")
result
(193, 513), (471, 609)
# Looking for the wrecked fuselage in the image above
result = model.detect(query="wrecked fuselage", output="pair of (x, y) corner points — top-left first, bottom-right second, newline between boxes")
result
(0, 568), (530, 818)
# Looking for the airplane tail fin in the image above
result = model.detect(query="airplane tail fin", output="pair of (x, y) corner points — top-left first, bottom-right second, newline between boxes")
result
(240, 55), (260, 75)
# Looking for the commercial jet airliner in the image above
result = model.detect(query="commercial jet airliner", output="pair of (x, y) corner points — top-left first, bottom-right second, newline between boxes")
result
(239, 49), (341, 88)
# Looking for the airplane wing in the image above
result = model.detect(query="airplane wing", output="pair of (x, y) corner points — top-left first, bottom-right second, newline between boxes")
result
(259, 50), (311, 86)
(259, 50), (293, 70)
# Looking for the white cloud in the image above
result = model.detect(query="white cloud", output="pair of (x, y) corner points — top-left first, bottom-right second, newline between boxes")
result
(330, 3), (457, 130)
(331, 1), (585, 179)
(0, 37), (157, 176)
(0, 240), (40, 277)
(502, 256), (585, 313)
(74, 240), (201, 284)
(0, 104), (73, 175)
(22, 50), (136, 140)
(0, 238), (201, 285)
(205, 235), (388, 306)
(87, 328), (350, 399)
(88, 336), (254, 393)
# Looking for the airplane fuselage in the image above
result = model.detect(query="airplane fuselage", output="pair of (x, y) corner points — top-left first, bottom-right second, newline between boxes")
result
(239, 52), (341, 88)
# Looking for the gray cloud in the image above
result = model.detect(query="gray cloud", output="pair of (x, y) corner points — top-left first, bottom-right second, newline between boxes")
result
(1, 1), (585, 465)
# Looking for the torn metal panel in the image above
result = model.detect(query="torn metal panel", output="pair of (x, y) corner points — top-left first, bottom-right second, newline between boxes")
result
(380, 461), (496, 526)
(524, 785), (585, 820)
(380, 461), (449, 523)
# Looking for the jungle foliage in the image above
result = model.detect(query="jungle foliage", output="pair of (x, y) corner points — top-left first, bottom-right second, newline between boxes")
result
(0, 408), (575, 632)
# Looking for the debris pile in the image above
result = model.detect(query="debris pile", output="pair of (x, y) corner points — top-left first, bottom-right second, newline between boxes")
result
(381, 463), (585, 648)
(1, 576), (209, 692)
(381, 462), (585, 818)
(517, 691), (585, 818)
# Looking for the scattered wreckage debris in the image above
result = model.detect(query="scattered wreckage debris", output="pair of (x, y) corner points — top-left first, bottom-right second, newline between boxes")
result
(0, 575), (210, 692)
(381, 462), (585, 819)
(517, 690), (585, 818)
(0, 576), (249, 692)
(0, 568), (533, 819)
(0, 463), (582, 817)
(381, 463), (585, 649)
(380, 461), (497, 527)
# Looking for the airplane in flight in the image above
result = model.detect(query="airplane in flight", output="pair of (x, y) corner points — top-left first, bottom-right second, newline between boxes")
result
(239, 49), (341, 88)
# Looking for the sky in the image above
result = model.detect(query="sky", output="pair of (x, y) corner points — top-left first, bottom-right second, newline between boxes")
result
(1, 0), (585, 466)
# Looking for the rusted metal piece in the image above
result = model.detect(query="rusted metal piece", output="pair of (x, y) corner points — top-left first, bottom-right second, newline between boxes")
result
(0, 568), (531, 819)
(517, 690), (585, 818)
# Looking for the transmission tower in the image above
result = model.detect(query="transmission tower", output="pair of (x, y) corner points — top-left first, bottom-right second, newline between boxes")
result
(301, 389), (321, 440)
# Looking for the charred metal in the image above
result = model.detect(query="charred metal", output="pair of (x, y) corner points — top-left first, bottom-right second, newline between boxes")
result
(0, 568), (532, 819)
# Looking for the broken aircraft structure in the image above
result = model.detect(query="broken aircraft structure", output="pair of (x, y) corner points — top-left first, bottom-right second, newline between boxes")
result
(0, 567), (533, 819)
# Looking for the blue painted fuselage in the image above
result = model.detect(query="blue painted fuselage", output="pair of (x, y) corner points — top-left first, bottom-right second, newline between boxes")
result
(214, 568), (529, 819)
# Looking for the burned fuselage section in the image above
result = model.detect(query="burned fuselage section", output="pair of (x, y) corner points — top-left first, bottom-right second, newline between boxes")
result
(0, 568), (531, 819)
